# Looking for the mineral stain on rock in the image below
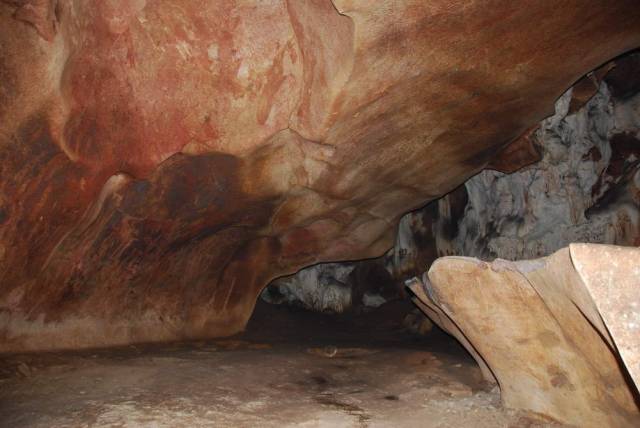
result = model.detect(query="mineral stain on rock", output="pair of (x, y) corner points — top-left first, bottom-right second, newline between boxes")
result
(2, 0), (639, 352)
(1, 2), (640, 427)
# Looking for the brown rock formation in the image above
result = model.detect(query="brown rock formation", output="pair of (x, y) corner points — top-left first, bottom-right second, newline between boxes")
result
(413, 244), (640, 427)
(1, 0), (639, 351)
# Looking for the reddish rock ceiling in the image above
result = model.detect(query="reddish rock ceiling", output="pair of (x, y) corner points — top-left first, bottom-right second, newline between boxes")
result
(1, 0), (639, 351)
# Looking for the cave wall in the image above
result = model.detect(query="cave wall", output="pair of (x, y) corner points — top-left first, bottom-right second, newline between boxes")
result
(266, 53), (640, 313)
(1, 0), (639, 351)
(438, 55), (640, 261)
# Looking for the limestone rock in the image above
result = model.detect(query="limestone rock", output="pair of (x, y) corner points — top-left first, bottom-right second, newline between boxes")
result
(417, 244), (640, 427)
(570, 244), (640, 391)
(261, 263), (355, 313)
(436, 54), (640, 261)
(296, 61), (639, 312)
(1, 0), (640, 351)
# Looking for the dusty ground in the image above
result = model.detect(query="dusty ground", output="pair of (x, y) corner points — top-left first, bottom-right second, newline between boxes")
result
(0, 301), (565, 427)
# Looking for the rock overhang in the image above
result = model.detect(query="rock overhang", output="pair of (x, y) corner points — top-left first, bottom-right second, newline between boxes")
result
(1, 0), (639, 351)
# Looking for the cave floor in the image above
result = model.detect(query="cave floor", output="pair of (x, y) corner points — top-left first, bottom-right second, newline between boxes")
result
(0, 301), (562, 428)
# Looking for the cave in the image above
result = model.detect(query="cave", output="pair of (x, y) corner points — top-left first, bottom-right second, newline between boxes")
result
(1, 1), (640, 427)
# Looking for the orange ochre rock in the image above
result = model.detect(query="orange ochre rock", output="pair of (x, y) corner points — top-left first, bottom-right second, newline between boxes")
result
(1, 0), (639, 351)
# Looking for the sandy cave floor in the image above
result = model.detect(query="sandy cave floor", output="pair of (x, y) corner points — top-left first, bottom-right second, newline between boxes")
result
(0, 301), (565, 428)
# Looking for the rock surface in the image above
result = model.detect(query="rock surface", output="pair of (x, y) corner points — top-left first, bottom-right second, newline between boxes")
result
(414, 244), (640, 427)
(266, 60), (640, 314)
(1, 0), (640, 351)
(261, 262), (356, 313)
(436, 53), (640, 261)
(570, 244), (640, 390)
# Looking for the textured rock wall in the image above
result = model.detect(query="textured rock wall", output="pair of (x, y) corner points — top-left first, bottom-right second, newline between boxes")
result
(267, 53), (640, 313)
(401, 53), (640, 273)
(261, 258), (399, 313)
(1, 0), (639, 351)
(261, 262), (356, 313)
(260, 206), (428, 313)
(440, 57), (640, 261)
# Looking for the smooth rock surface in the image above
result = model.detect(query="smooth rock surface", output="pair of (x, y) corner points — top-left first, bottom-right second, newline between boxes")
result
(1, 0), (639, 351)
(570, 244), (640, 391)
(418, 244), (640, 427)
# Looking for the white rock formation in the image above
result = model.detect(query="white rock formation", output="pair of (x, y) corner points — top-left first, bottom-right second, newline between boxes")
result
(261, 263), (355, 313)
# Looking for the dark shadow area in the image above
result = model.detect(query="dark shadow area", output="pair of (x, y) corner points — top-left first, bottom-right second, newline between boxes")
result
(241, 299), (452, 349)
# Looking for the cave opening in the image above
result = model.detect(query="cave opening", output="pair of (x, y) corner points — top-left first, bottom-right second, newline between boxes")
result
(2, 1), (640, 427)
